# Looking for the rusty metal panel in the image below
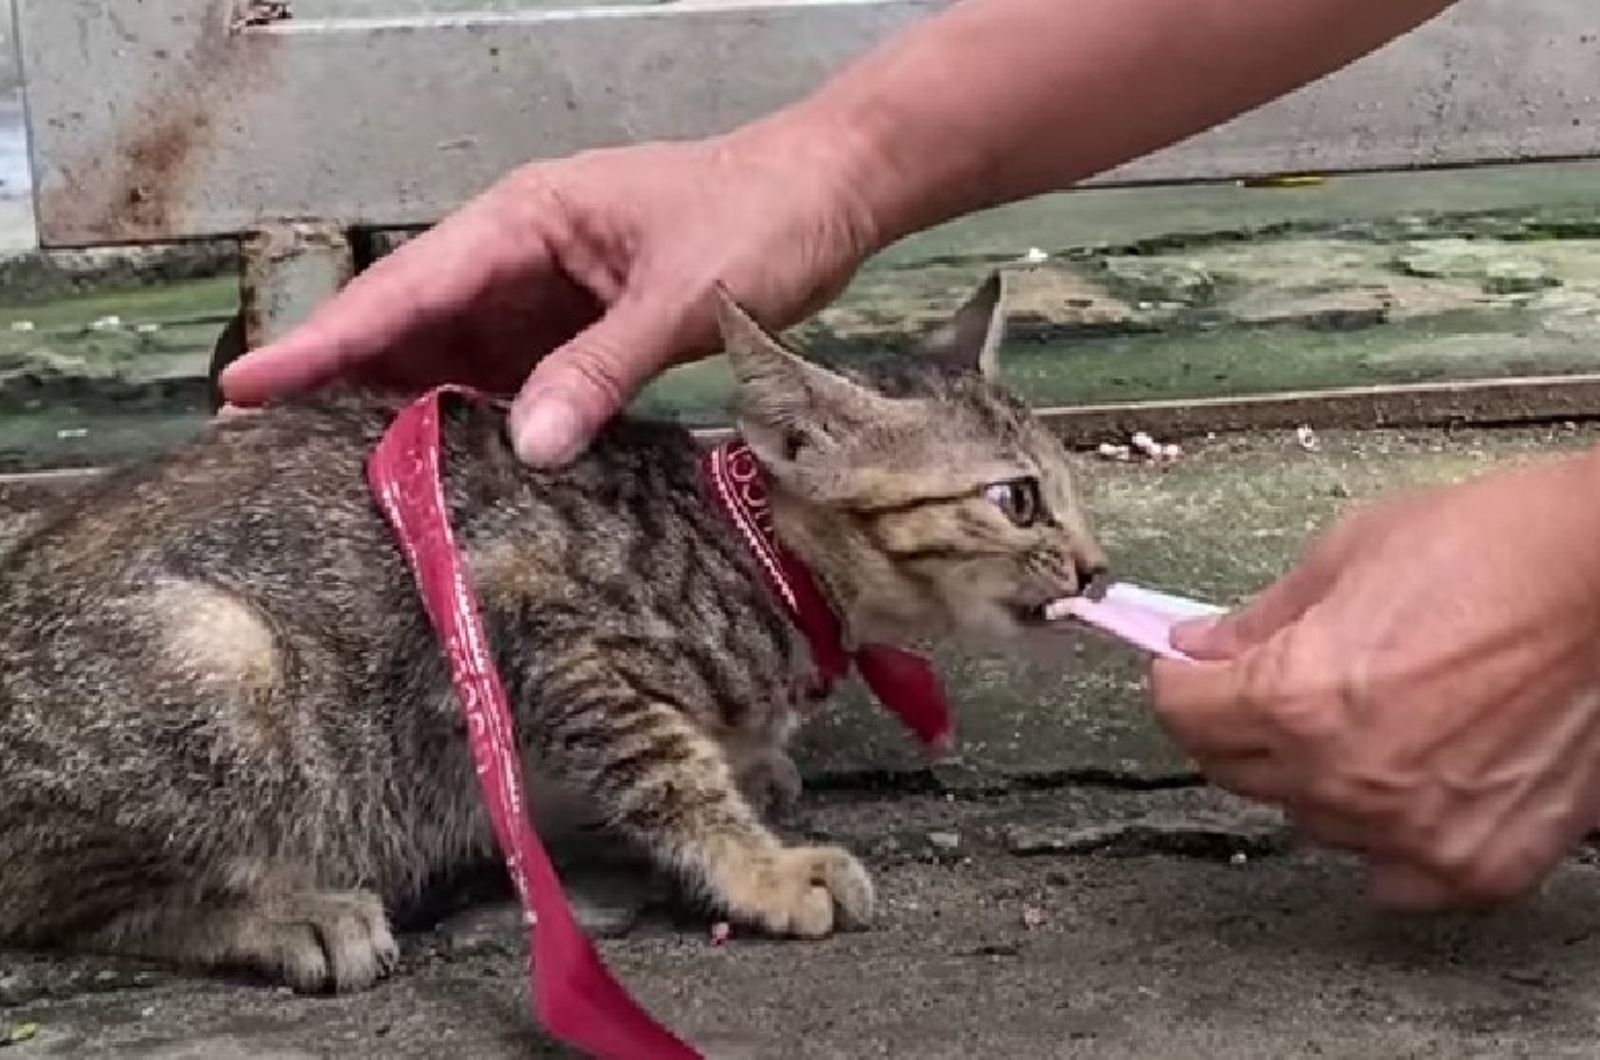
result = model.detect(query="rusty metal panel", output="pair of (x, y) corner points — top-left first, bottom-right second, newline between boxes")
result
(16, 0), (1600, 246)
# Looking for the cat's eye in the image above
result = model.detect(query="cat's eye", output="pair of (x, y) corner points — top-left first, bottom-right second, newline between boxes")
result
(984, 477), (1043, 528)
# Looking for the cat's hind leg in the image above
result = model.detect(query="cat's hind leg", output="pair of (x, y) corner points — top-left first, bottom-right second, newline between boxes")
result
(82, 885), (399, 994)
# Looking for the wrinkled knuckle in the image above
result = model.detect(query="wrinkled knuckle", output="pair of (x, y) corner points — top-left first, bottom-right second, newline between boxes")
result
(1266, 696), (1339, 745)
(1250, 653), (1338, 744)
(561, 345), (632, 410)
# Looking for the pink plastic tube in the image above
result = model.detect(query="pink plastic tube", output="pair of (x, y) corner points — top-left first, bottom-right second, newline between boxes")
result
(1047, 582), (1226, 661)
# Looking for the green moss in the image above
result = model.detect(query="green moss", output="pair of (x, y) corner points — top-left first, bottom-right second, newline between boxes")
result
(0, 276), (236, 333)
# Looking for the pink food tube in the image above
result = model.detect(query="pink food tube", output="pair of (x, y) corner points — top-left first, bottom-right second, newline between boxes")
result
(1046, 582), (1227, 661)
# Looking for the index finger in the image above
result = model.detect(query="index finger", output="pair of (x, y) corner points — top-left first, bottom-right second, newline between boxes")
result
(220, 195), (554, 405)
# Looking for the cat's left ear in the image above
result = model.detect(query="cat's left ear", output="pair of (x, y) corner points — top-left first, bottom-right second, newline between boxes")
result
(918, 271), (1007, 380)
(714, 283), (904, 472)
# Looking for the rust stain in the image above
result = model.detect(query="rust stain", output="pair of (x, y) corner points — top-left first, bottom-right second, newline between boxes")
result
(38, 1), (287, 245)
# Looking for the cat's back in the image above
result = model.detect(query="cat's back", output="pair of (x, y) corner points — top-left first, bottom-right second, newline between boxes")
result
(1, 391), (394, 589)
(0, 389), (724, 630)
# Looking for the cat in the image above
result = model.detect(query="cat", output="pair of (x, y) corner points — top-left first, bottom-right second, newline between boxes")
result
(0, 273), (1107, 994)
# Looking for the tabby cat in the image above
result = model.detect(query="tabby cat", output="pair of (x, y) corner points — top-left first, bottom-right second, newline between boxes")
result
(0, 274), (1106, 993)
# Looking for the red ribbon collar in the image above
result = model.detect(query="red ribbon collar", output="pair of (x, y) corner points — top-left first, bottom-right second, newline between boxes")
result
(700, 440), (955, 755)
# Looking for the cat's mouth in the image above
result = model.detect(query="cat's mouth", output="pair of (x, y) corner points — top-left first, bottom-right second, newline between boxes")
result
(1011, 601), (1054, 627)
(1013, 577), (1107, 627)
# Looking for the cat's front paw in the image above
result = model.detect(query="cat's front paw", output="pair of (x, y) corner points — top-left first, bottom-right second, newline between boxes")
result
(737, 845), (875, 938)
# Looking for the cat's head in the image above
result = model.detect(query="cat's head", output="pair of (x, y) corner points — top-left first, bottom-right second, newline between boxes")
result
(716, 273), (1108, 648)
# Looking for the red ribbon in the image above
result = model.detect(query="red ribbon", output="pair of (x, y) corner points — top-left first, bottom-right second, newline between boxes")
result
(368, 386), (698, 1060)
(700, 441), (955, 754)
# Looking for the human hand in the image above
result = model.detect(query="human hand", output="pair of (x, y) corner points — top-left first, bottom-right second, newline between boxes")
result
(1150, 449), (1600, 909)
(217, 117), (878, 465)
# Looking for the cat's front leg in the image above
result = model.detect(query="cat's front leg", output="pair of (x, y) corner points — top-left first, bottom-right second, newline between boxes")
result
(734, 746), (804, 820)
(534, 693), (872, 938)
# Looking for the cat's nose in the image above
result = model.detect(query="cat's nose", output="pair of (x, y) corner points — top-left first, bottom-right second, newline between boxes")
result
(1075, 557), (1109, 600)
(1071, 537), (1109, 599)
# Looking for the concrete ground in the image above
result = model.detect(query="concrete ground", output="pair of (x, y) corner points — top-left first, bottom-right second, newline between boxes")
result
(7, 425), (1600, 1058)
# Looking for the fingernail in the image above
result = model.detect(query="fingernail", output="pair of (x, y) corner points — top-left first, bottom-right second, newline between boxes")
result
(1170, 615), (1221, 649)
(512, 390), (586, 467)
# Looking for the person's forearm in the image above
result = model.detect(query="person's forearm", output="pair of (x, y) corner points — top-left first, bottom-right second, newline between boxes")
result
(760, 0), (1457, 249)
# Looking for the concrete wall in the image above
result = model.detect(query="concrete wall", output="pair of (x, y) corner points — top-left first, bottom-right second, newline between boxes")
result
(0, 2), (18, 95)
(0, 2), (16, 95)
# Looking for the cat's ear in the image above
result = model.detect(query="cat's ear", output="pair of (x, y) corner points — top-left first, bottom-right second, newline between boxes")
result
(919, 271), (1007, 380)
(715, 283), (900, 469)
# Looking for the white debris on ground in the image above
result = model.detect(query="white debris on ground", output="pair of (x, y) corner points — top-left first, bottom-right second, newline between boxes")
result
(88, 314), (121, 331)
(1295, 425), (1321, 452)
(1097, 431), (1183, 465)
(1020, 246), (1050, 264)
(8, 320), (32, 332)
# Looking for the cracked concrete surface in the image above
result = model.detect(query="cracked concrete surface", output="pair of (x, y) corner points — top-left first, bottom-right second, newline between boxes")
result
(8, 786), (1600, 1057)
(8, 426), (1600, 1055)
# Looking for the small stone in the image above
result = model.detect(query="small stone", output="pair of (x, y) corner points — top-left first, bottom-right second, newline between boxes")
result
(1103, 257), (1215, 306)
(710, 921), (731, 947)
(1096, 443), (1132, 462)
(439, 903), (524, 956)
(927, 831), (961, 852)
(1006, 823), (1121, 856)
(1021, 906), (1048, 930)
(567, 883), (645, 940)
(1229, 852), (1249, 866)
(1393, 238), (1486, 279)
(1295, 425), (1320, 452)
(1, 1021), (40, 1046)
(1482, 259), (1559, 295)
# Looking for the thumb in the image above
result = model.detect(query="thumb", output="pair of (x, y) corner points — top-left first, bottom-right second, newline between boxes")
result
(1174, 540), (1345, 661)
(509, 298), (688, 467)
